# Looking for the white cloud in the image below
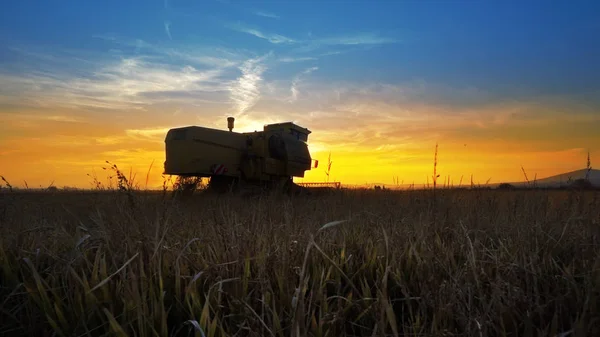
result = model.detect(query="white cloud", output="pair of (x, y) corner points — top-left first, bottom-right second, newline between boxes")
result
(225, 22), (399, 53)
(125, 127), (171, 139)
(0, 45), (239, 111)
(0, 112), (86, 124)
(320, 51), (343, 56)
(92, 34), (247, 68)
(278, 56), (317, 63)
(46, 115), (82, 123)
(242, 79), (592, 153)
(93, 34), (153, 50)
(315, 33), (398, 46)
(254, 10), (280, 19)
(227, 22), (296, 44)
(289, 66), (319, 102)
(94, 135), (128, 146)
(164, 21), (173, 40)
(228, 53), (271, 116)
(166, 51), (240, 68)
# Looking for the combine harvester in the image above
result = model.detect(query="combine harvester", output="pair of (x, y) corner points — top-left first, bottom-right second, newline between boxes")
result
(163, 117), (319, 194)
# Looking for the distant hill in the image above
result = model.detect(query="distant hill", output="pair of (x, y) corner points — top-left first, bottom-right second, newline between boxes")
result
(343, 168), (600, 190)
(303, 169), (600, 190)
(507, 169), (600, 188)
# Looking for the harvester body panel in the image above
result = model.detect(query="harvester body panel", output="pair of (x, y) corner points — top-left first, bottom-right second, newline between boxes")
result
(164, 126), (246, 178)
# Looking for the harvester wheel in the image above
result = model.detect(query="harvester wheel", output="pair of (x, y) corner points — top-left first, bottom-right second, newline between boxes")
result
(265, 176), (293, 194)
(207, 175), (238, 193)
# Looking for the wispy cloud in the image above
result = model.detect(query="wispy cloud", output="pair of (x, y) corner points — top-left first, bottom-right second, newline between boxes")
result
(320, 51), (343, 57)
(254, 10), (280, 19)
(316, 33), (398, 46)
(92, 34), (248, 67)
(93, 34), (152, 50)
(278, 56), (317, 63)
(0, 44), (243, 111)
(165, 50), (240, 68)
(0, 58), (228, 110)
(125, 127), (171, 140)
(226, 22), (296, 44)
(228, 53), (272, 117)
(234, 79), (600, 161)
(289, 66), (319, 102)
(46, 115), (83, 123)
(225, 22), (399, 52)
(164, 21), (172, 40)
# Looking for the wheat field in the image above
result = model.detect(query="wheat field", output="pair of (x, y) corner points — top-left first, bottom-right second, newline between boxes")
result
(1, 184), (599, 336)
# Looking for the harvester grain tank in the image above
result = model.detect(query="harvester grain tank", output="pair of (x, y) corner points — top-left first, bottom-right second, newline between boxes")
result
(163, 117), (318, 192)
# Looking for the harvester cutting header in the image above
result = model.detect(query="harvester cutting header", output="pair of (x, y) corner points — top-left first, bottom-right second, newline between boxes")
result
(163, 117), (318, 192)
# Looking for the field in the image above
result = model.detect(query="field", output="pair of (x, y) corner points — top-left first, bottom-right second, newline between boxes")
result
(1, 186), (599, 337)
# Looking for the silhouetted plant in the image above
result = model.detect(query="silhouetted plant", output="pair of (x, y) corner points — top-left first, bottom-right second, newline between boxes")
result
(172, 176), (205, 197)
(324, 152), (333, 183)
(521, 165), (530, 187)
(432, 143), (440, 190)
(586, 150), (593, 181)
(0, 175), (13, 192)
(102, 161), (138, 192)
(101, 161), (138, 207)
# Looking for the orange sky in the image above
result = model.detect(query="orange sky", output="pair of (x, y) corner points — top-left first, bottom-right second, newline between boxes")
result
(1, 97), (598, 190)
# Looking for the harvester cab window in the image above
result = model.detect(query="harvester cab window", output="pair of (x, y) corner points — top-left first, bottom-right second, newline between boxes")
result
(289, 129), (308, 142)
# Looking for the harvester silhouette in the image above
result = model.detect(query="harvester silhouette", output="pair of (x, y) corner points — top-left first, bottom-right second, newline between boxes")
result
(163, 117), (318, 193)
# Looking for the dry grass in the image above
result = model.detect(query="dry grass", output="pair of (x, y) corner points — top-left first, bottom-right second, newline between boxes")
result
(1, 186), (600, 336)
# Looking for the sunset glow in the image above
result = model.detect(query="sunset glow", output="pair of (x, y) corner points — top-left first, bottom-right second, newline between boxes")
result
(1, 1), (599, 189)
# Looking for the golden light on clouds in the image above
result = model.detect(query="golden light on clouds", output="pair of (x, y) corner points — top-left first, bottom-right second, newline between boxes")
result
(1, 43), (599, 189)
(2, 93), (600, 190)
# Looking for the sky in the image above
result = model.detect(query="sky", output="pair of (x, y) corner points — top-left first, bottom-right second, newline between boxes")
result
(1, 0), (599, 189)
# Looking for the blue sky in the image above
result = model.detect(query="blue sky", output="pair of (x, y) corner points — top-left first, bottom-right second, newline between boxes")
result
(2, 0), (599, 101)
(1, 0), (600, 187)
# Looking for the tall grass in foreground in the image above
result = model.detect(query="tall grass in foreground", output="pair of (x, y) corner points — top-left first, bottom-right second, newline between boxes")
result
(1, 188), (599, 336)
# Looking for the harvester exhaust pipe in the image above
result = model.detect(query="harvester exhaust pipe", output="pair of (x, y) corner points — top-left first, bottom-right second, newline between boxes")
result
(227, 117), (235, 132)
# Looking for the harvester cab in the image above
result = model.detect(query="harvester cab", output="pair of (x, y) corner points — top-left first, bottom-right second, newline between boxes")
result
(163, 117), (316, 192)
